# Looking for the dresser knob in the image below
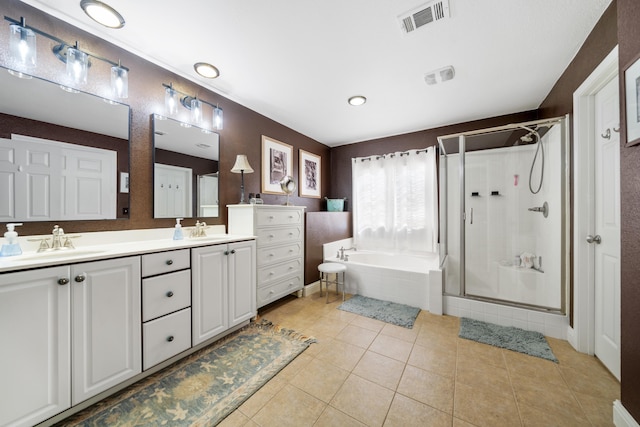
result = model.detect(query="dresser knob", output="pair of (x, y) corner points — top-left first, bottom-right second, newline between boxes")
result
(166, 260), (173, 265)
(167, 336), (174, 342)
(166, 291), (174, 298)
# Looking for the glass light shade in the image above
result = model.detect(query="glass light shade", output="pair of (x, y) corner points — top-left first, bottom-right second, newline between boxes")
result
(191, 98), (203, 124)
(9, 24), (37, 69)
(165, 86), (178, 116)
(110, 65), (128, 98)
(66, 47), (89, 84)
(213, 106), (224, 130)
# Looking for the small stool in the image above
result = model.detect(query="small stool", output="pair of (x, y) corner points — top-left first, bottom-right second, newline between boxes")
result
(318, 262), (346, 303)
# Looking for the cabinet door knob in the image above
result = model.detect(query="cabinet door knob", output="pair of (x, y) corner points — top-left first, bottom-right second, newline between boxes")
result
(74, 274), (86, 283)
(224, 250), (229, 255)
(166, 291), (174, 297)
(166, 259), (173, 265)
(230, 249), (236, 254)
(167, 336), (174, 342)
(58, 277), (70, 285)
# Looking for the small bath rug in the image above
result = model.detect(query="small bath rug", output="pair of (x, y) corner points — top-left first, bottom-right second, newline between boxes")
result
(338, 295), (420, 329)
(459, 317), (558, 363)
(57, 319), (316, 426)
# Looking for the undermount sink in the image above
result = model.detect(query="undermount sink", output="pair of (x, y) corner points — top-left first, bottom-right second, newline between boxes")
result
(16, 249), (106, 261)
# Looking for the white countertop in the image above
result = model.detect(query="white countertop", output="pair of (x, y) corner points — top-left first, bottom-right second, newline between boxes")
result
(0, 226), (256, 273)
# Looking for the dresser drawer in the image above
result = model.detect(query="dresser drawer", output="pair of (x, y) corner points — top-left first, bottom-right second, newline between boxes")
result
(257, 275), (303, 307)
(257, 242), (302, 266)
(258, 258), (302, 286)
(143, 308), (191, 370)
(256, 226), (302, 246)
(142, 269), (191, 322)
(142, 249), (190, 277)
(256, 208), (303, 227)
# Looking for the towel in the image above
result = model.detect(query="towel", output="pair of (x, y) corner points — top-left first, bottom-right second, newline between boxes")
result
(520, 252), (535, 269)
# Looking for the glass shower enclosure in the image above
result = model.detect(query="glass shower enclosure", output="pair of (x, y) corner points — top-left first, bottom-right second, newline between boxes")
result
(438, 116), (569, 313)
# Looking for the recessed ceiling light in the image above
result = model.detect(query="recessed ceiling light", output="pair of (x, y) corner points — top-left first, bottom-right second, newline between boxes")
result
(348, 95), (367, 106)
(80, 0), (125, 29)
(194, 62), (220, 79)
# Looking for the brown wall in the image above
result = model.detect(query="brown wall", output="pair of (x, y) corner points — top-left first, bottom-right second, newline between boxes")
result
(618, 0), (640, 419)
(305, 212), (352, 284)
(0, 0), (330, 237)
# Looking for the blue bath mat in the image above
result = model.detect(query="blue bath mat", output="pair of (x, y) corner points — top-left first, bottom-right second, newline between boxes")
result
(459, 317), (558, 362)
(338, 295), (420, 329)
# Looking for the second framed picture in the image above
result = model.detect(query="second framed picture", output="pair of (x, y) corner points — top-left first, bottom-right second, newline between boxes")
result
(261, 135), (293, 194)
(299, 149), (321, 198)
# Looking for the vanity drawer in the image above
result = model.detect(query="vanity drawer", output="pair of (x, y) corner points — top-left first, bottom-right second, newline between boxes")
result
(256, 208), (303, 227)
(257, 275), (303, 307)
(143, 307), (191, 370)
(258, 258), (302, 286)
(142, 249), (190, 277)
(256, 226), (302, 246)
(142, 270), (191, 322)
(256, 242), (302, 266)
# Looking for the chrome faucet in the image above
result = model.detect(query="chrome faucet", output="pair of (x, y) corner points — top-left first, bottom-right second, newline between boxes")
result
(190, 220), (208, 238)
(30, 225), (78, 252)
(337, 246), (356, 260)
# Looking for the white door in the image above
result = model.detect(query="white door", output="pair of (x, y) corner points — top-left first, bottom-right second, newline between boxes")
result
(71, 256), (142, 405)
(593, 76), (621, 380)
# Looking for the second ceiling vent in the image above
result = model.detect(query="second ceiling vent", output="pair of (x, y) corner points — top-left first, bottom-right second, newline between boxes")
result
(398, 0), (450, 34)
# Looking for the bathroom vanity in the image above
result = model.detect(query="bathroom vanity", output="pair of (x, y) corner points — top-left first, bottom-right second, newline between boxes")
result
(0, 227), (256, 427)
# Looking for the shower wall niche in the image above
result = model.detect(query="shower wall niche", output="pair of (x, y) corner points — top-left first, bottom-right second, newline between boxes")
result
(438, 117), (569, 313)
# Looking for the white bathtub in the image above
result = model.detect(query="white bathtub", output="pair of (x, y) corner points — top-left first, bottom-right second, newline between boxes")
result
(325, 247), (442, 311)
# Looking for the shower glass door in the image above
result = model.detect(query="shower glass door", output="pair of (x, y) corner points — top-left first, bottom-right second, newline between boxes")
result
(439, 117), (568, 313)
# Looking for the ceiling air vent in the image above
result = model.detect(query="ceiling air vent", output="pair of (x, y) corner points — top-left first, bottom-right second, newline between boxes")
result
(399, 0), (450, 35)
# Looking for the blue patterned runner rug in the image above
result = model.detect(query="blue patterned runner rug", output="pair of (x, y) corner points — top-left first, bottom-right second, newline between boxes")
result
(459, 317), (558, 362)
(58, 319), (315, 426)
(338, 295), (421, 329)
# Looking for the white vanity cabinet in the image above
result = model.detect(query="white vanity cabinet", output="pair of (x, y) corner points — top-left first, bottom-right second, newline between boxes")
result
(0, 266), (71, 427)
(141, 249), (192, 371)
(0, 256), (141, 427)
(71, 256), (142, 404)
(192, 240), (256, 346)
(228, 205), (305, 308)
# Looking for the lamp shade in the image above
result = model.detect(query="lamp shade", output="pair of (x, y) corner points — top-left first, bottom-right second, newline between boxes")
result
(231, 155), (254, 173)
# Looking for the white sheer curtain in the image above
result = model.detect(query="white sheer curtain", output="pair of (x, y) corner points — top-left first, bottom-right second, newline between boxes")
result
(352, 147), (438, 254)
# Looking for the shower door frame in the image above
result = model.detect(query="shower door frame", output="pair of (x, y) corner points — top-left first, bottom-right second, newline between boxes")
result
(438, 115), (570, 314)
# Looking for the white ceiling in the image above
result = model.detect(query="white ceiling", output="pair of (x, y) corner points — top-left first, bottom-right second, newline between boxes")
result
(20, 0), (612, 147)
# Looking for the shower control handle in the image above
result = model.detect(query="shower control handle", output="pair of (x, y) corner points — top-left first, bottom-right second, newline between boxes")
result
(586, 234), (602, 244)
(527, 201), (549, 218)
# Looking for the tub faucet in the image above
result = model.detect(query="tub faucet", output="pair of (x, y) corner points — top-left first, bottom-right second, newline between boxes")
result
(339, 246), (345, 260)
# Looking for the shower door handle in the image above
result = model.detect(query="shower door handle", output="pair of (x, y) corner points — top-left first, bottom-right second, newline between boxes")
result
(586, 234), (602, 244)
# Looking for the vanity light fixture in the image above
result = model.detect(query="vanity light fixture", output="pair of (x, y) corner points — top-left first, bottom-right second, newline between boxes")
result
(194, 62), (220, 79)
(162, 82), (224, 130)
(4, 15), (130, 98)
(231, 155), (254, 204)
(8, 17), (36, 70)
(348, 95), (367, 106)
(80, 0), (125, 29)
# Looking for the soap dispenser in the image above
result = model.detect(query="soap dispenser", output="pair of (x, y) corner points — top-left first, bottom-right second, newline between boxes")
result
(1, 223), (23, 257)
(173, 218), (184, 240)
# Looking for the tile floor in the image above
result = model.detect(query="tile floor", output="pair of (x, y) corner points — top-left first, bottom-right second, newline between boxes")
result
(221, 292), (620, 427)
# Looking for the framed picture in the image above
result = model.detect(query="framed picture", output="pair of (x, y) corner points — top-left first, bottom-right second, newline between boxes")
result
(261, 135), (293, 194)
(625, 55), (640, 146)
(299, 149), (321, 198)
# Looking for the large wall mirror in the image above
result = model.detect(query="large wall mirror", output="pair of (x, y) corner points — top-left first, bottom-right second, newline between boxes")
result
(152, 114), (220, 219)
(0, 66), (130, 222)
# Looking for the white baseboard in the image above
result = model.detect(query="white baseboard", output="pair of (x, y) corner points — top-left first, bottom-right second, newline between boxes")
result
(614, 400), (640, 427)
(303, 281), (320, 297)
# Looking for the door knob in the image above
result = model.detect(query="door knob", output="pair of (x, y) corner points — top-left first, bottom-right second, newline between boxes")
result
(586, 234), (602, 244)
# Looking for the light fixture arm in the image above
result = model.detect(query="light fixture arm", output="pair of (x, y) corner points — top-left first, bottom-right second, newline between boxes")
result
(162, 82), (219, 110)
(4, 15), (129, 71)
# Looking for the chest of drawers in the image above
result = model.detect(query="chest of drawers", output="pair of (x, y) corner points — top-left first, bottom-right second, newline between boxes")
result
(228, 204), (305, 307)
